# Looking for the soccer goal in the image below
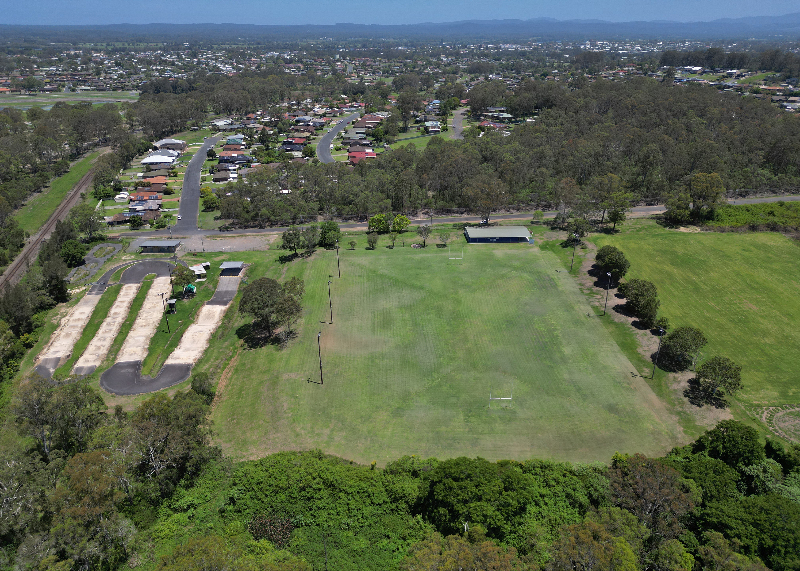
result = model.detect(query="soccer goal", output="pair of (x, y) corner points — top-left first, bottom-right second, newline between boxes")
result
(448, 246), (463, 260)
(489, 386), (513, 408)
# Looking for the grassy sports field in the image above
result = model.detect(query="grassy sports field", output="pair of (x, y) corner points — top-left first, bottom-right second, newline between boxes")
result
(594, 222), (800, 407)
(211, 239), (682, 465)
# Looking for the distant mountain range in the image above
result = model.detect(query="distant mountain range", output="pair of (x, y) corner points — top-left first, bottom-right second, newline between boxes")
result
(2, 14), (800, 43)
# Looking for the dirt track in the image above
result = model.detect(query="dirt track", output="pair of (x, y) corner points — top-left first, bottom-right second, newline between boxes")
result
(72, 283), (140, 375)
(116, 277), (171, 362)
(35, 291), (103, 376)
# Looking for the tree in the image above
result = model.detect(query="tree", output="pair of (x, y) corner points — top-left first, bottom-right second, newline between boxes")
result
(348, 240), (357, 250)
(401, 532), (524, 571)
(605, 191), (634, 231)
(206, 148), (216, 159)
(439, 231), (451, 247)
(567, 217), (592, 240)
(318, 221), (341, 248)
(190, 372), (214, 404)
(693, 421), (765, 469)
(389, 232), (398, 248)
(70, 203), (102, 240)
(171, 264), (195, 295)
(659, 326), (707, 371)
(696, 356), (742, 399)
(281, 226), (303, 254)
(465, 172), (507, 222)
(128, 216), (144, 230)
(368, 213), (391, 233)
(618, 278), (659, 328)
(663, 192), (692, 226)
(301, 224), (319, 252)
(392, 214), (411, 233)
(548, 521), (638, 571)
(609, 454), (693, 542)
(397, 90), (422, 132)
(688, 173), (725, 221)
(595, 245), (630, 284)
(239, 277), (304, 338)
(367, 232), (379, 250)
(417, 224), (431, 247)
(202, 194), (220, 211)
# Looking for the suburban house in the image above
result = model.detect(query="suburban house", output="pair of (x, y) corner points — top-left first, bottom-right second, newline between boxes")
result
(463, 226), (533, 243)
(154, 138), (187, 152)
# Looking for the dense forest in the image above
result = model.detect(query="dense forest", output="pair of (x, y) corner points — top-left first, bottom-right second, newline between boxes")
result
(2, 375), (798, 570)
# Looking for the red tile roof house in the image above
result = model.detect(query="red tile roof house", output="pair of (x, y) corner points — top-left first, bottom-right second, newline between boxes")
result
(129, 192), (163, 203)
(222, 144), (244, 151)
(348, 150), (377, 165)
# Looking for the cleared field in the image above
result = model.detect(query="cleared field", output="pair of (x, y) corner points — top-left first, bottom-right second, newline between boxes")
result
(594, 223), (800, 406)
(212, 242), (682, 465)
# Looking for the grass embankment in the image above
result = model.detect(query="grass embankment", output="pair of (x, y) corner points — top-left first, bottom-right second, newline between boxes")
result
(14, 151), (100, 234)
(211, 237), (682, 465)
(140, 266), (221, 376)
(53, 284), (123, 378)
(709, 201), (800, 230)
(594, 221), (800, 406)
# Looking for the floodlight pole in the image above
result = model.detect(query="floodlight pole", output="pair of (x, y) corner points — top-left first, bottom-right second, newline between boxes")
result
(603, 272), (612, 315)
(317, 332), (324, 384)
(652, 327), (665, 378)
(328, 280), (333, 323)
(336, 240), (340, 278)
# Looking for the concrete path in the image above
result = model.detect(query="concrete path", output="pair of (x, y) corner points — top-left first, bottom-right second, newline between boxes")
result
(72, 283), (140, 377)
(34, 290), (103, 378)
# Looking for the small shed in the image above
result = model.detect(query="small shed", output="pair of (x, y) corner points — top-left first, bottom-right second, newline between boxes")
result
(140, 240), (181, 254)
(188, 264), (207, 278)
(220, 261), (244, 276)
(464, 226), (532, 244)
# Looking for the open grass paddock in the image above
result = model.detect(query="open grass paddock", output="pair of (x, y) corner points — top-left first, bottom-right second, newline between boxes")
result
(595, 222), (800, 407)
(211, 240), (682, 465)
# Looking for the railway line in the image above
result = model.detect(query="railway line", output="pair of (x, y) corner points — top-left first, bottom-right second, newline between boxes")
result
(0, 161), (100, 291)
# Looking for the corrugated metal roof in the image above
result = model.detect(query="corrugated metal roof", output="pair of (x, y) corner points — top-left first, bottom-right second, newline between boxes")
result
(464, 226), (531, 239)
(220, 261), (244, 269)
(140, 240), (181, 248)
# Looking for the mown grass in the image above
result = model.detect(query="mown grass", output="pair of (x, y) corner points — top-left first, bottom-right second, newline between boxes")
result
(53, 284), (122, 378)
(140, 267), (221, 376)
(14, 151), (100, 234)
(594, 221), (800, 406)
(211, 240), (682, 465)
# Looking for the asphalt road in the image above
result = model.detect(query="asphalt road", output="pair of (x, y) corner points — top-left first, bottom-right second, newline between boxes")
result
(451, 108), (466, 140)
(317, 112), (360, 163)
(175, 136), (222, 232)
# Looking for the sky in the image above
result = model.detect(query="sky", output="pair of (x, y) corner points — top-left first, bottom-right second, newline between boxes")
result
(3, 0), (799, 26)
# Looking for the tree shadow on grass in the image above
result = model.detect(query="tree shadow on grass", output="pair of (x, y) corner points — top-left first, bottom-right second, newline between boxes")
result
(611, 303), (651, 330)
(278, 253), (299, 264)
(235, 323), (297, 349)
(683, 377), (728, 409)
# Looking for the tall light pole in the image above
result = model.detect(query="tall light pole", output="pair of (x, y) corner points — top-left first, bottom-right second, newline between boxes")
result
(570, 233), (579, 272)
(603, 272), (612, 315)
(327, 280), (333, 324)
(317, 331), (324, 384)
(336, 240), (340, 278)
(652, 327), (665, 378)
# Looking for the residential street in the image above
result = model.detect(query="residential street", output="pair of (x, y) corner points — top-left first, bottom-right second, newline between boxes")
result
(175, 136), (222, 231)
(317, 112), (360, 163)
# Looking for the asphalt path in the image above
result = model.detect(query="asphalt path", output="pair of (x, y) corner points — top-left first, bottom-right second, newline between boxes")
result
(175, 136), (222, 232)
(317, 113), (360, 163)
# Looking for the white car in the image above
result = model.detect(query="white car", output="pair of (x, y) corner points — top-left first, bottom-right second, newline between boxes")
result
(177, 215), (182, 220)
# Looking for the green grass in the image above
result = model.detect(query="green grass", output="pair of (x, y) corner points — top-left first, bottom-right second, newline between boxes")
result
(198, 209), (224, 230)
(53, 285), (122, 378)
(594, 221), (800, 406)
(14, 151), (100, 234)
(211, 241), (682, 465)
(140, 268), (220, 376)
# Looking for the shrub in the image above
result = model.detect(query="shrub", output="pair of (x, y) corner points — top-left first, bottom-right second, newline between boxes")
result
(367, 232), (379, 250)
(248, 515), (294, 548)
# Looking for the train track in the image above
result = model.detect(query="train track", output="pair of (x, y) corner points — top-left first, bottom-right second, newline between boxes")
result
(0, 161), (100, 291)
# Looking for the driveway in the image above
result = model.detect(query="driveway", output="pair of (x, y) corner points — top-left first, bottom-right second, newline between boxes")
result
(451, 108), (467, 140)
(175, 136), (222, 232)
(317, 113), (360, 163)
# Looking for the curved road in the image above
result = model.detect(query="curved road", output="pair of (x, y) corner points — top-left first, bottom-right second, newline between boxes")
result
(175, 136), (222, 231)
(317, 112), (360, 163)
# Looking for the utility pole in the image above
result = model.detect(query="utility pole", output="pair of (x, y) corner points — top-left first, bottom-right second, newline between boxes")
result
(336, 240), (340, 278)
(570, 234), (579, 272)
(328, 280), (333, 323)
(317, 332), (323, 384)
(603, 272), (612, 315)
